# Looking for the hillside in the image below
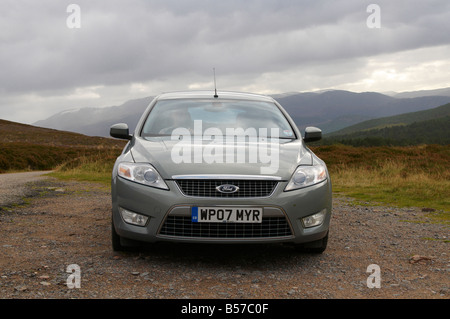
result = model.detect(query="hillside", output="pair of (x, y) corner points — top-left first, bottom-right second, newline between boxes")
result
(0, 119), (125, 147)
(320, 103), (450, 146)
(329, 103), (450, 136)
(0, 119), (125, 173)
(33, 96), (154, 137)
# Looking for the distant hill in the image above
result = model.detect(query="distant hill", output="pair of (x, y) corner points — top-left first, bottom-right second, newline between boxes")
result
(33, 88), (450, 137)
(0, 119), (125, 172)
(329, 103), (450, 136)
(320, 103), (450, 146)
(34, 96), (154, 137)
(393, 87), (450, 99)
(277, 90), (450, 133)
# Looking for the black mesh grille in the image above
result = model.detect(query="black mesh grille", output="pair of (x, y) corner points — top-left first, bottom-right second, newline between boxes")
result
(159, 216), (292, 238)
(175, 180), (278, 198)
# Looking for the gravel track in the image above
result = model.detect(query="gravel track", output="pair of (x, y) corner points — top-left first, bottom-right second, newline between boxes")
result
(0, 171), (52, 207)
(0, 175), (448, 299)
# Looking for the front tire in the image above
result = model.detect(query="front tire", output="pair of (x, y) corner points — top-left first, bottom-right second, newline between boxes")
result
(294, 232), (328, 254)
(111, 217), (144, 251)
(111, 219), (125, 252)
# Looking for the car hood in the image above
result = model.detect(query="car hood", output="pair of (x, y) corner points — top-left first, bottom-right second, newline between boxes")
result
(130, 137), (312, 180)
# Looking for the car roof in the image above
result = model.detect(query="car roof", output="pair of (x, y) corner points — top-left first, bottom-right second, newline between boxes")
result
(155, 91), (275, 103)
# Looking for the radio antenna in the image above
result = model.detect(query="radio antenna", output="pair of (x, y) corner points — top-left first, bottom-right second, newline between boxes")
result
(213, 68), (218, 98)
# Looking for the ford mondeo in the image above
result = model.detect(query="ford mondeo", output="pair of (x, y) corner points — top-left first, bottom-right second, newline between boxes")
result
(110, 91), (332, 253)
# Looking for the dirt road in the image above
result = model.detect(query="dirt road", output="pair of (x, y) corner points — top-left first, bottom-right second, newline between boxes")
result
(0, 171), (52, 207)
(0, 174), (448, 299)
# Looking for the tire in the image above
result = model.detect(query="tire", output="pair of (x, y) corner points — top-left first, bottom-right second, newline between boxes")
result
(111, 219), (125, 252)
(111, 217), (143, 251)
(294, 232), (328, 254)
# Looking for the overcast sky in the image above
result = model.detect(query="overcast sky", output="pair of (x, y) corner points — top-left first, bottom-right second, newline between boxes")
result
(1, 0), (449, 124)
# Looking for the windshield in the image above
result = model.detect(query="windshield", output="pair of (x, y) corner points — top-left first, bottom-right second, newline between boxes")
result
(140, 99), (296, 139)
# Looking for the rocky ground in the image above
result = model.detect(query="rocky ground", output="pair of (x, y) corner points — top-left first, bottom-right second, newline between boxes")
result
(0, 174), (448, 300)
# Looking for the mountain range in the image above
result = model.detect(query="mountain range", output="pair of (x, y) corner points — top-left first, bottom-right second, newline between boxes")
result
(33, 88), (450, 137)
(34, 96), (154, 138)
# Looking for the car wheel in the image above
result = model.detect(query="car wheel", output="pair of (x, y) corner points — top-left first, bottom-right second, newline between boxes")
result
(111, 217), (144, 251)
(294, 232), (328, 254)
(111, 219), (125, 252)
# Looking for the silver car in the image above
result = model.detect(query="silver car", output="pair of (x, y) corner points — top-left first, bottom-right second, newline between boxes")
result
(110, 91), (332, 253)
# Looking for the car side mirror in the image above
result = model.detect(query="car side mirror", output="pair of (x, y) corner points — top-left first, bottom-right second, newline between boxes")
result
(110, 123), (133, 140)
(303, 127), (322, 143)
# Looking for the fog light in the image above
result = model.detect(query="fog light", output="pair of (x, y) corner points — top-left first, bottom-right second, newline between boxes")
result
(119, 207), (148, 227)
(302, 209), (327, 228)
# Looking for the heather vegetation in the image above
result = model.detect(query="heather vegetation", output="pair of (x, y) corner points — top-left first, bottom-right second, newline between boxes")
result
(311, 144), (450, 213)
(0, 119), (125, 175)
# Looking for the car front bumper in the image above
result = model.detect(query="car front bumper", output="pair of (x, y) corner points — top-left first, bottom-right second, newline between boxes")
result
(112, 176), (332, 245)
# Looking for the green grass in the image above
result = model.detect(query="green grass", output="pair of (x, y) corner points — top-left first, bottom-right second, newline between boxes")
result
(47, 151), (120, 186)
(312, 144), (450, 215)
(330, 164), (449, 212)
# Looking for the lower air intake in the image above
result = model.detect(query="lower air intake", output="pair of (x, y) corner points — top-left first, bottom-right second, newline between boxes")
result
(159, 216), (292, 239)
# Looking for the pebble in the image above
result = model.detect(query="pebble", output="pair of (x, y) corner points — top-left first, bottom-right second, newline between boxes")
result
(14, 286), (27, 292)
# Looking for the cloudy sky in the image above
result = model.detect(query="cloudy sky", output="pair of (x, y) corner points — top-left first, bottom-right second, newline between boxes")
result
(1, 0), (449, 124)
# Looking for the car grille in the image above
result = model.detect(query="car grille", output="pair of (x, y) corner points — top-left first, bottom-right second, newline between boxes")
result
(175, 179), (278, 198)
(159, 216), (292, 239)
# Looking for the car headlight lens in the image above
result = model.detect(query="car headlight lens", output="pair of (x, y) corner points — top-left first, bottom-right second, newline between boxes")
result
(118, 162), (169, 190)
(285, 163), (327, 191)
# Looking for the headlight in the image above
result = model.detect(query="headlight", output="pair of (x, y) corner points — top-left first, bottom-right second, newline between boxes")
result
(118, 162), (169, 190)
(284, 163), (327, 191)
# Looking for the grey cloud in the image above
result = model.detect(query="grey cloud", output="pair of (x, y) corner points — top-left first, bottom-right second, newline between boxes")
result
(0, 0), (449, 101)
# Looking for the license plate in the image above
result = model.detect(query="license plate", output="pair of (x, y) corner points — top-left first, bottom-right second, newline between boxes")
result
(191, 207), (263, 223)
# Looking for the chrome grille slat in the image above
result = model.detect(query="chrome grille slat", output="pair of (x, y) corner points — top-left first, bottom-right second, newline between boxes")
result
(175, 179), (278, 198)
(159, 216), (292, 238)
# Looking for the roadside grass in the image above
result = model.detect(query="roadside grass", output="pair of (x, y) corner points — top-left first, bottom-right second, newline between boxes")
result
(47, 150), (121, 186)
(329, 162), (449, 212)
(312, 144), (450, 216)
